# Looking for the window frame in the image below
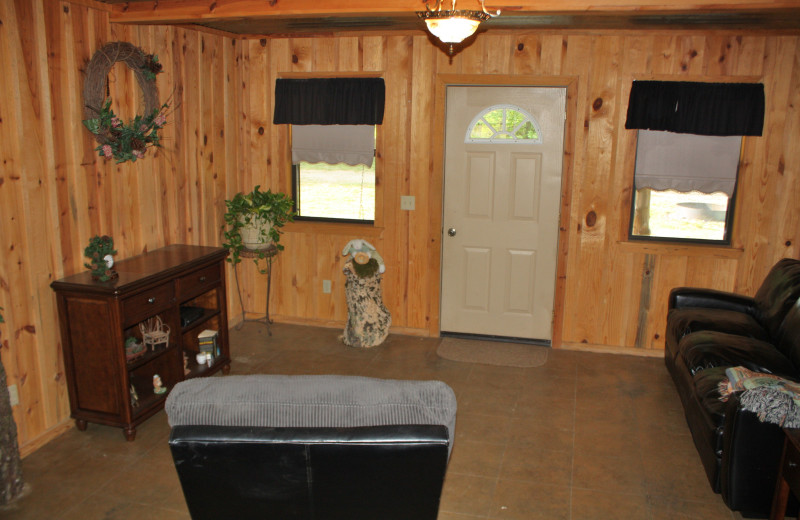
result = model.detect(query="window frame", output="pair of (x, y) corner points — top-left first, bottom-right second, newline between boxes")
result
(627, 132), (743, 246)
(289, 123), (380, 226)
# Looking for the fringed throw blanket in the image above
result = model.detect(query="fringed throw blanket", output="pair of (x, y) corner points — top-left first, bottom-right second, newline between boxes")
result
(719, 366), (800, 428)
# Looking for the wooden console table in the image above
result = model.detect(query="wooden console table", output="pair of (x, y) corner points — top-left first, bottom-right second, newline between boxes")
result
(51, 244), (230, 440)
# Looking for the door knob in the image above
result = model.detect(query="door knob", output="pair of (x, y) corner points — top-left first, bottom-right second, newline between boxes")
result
(447, 228), (457, 237)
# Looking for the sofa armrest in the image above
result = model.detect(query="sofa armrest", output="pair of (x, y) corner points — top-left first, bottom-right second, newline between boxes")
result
(720, 395), (787, 517)
(669, 287), (756, 314)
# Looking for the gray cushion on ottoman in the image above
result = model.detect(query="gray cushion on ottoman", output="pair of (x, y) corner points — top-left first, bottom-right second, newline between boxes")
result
(165, 375), (457, 450)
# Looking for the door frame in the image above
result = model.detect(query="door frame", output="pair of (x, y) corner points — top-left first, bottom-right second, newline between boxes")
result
(427, 74), (579, 348)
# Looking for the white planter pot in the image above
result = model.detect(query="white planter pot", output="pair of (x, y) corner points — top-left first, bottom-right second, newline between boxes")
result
(240, 215), (274, 251)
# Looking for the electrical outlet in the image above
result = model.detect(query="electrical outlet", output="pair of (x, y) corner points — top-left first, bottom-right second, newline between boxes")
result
(400, 196), (415, 211)
(322, 280), (332, 294)
(7, 385), (19, 407)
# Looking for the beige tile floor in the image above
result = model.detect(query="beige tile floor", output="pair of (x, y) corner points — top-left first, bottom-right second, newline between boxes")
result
(1, 322), (747, 519)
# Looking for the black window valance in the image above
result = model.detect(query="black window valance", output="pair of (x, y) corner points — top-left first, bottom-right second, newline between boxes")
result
(273, 78), (385, 125)
(625, 81), (764, 136)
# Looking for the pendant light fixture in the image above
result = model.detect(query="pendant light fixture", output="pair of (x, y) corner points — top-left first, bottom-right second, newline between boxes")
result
(417, 0), (500, 57)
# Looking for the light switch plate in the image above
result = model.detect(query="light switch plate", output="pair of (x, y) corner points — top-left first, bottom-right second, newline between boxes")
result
(400, 196), (415, 211)
(322, 280), (332, 294)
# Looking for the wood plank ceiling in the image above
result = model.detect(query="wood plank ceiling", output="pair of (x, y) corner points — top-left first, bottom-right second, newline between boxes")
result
(95, 0), (800, 36)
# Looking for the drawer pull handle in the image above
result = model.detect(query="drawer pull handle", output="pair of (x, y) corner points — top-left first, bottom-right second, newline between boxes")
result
(147, 297), (156, 304)
(790, 461), (797, 468)
(199, 276), (207, 282)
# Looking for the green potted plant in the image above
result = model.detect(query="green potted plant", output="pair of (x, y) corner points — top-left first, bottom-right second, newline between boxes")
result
(222, 185), (295, 273)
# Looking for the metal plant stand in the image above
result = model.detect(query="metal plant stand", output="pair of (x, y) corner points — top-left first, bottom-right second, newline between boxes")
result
(233, 245), (278, 336)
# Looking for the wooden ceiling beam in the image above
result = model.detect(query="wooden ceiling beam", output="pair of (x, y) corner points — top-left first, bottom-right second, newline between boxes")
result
(110, 0), (800, 25)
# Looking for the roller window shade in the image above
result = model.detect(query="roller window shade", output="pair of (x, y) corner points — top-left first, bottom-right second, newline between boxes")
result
(634, 130), (741, 196)
(273, 78), (385, 125)
(292, 125), (375, 167)
(625, 81), (764, 136)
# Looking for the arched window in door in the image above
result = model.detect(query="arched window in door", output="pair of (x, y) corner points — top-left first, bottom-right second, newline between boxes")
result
(465, 105), (542, 144)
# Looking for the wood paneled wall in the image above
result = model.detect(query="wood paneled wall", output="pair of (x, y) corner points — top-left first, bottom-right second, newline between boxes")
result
(254, 31), (800, 353)
(2, 0), (800, 452)
(0, 0), (242, 452)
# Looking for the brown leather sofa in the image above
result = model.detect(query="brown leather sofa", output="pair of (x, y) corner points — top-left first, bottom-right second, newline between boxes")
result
(665, 258), (800, 517)
(165, 374), (457, 520)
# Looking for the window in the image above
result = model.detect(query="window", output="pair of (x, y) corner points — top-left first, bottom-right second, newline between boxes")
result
(291, 124), (375, 222)
(630, 130), (741, 243)
(466, 105), (541, 143)
(624, 80), (764, 244)
(273, 77), (385, 224)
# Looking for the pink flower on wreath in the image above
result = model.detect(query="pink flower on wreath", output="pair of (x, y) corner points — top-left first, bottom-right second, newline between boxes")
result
(110, 116), (122, 128)
(140, 124), (149, 132)
(101, 144), (113, 158)
(133, 149), (145, 159)
(154, 114), (166, 127)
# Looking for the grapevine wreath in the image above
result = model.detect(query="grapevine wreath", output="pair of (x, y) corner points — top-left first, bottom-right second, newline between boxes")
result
(82, 42), (168, 163)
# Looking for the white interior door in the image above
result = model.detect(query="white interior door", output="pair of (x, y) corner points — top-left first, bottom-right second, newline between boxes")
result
(440, 86), (566, 340)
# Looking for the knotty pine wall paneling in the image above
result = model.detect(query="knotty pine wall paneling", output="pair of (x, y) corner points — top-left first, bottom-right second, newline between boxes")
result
(247, 31), (800, 355)
(0, 0), (240, 453)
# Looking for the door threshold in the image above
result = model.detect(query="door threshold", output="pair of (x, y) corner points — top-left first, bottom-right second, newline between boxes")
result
(440, 331), (551, 347)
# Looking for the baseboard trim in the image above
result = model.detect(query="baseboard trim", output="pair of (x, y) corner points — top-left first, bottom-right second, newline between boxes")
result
(559, 341), (663, 358)
(260, 314), (430, 337)
(20, 421), (73, 458)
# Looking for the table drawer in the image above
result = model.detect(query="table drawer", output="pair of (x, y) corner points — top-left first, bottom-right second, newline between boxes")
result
(177, 263), (222, 301)
(121, 283), (175, 328)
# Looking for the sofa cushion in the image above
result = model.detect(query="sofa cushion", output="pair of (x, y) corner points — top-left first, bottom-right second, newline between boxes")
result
(668, 307), (769, 345)
(679, 331), (797, 377)
(165, 375), (458, 449)
(754, 258), (800, 338)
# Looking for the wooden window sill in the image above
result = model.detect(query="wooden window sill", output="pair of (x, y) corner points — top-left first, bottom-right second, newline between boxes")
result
(617, 240), (744, 259)
(285, 220), (384, 238)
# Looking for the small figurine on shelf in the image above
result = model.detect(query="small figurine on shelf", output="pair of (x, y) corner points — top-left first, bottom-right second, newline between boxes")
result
(140, 316), (170, 351)
(83, 235), (118, 282)
(195, 352), (212, 367)
(130, 384), (139, 407)
(183, 352), (190, 376)
(152, 374), (167, 395)
(124, 336), (145, 362)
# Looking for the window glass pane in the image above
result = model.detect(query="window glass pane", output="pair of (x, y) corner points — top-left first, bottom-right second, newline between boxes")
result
(470, 121), (493, 139)
(505, 109), (526, 130)
(515, 121), (538, 140)
(631, 189), (729, 241)
(296, 161), (375, 221)
(483, 109), (504, 132)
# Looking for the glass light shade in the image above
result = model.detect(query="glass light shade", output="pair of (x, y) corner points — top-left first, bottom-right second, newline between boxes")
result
(424, 16), (482, 43)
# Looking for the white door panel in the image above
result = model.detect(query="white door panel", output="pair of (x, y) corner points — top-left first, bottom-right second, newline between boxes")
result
(441, 86), (566, 340)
